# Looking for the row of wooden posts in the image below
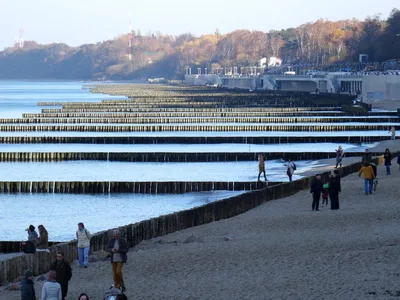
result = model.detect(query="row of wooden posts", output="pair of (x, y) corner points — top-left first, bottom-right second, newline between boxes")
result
(0, 124), (396, 132)
(1, 117), (398, 124)
(0, 135), (390, 144)
(0, 181), (275, 194)
(0, 151), (384, 163)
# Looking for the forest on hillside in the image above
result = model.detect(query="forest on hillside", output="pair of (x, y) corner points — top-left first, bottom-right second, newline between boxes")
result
(0, 8), (399, 80)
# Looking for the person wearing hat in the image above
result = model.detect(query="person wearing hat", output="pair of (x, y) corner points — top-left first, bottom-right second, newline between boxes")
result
(21, 270), (36, 300)
(310, 174), (323, 211)
(107, 229), (128, 293)
(76, 222), (91, 268)
(50, 251), (72, 300)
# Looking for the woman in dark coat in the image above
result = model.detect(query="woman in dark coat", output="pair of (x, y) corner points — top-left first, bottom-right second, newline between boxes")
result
(329, 169), (341, 210)
(384, 148), (392, 175)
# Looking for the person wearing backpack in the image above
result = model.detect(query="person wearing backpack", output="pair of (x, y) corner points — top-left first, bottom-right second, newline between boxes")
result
(285, 159), (296, 182)
(76, 222), (91, 268)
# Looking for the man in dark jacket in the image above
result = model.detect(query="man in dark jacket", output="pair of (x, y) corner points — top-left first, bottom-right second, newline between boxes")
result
(50, 251), (72, 300)
(107, 229), (128, 293)
(310, 174), (324, 211)
(21, 270), (36, 300)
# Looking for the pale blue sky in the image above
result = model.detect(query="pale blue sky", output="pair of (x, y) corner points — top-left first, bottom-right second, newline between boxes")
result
(0, 0), (398, 50)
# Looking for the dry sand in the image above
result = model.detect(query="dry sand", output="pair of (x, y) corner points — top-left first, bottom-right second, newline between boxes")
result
(2, 154), (400, 300)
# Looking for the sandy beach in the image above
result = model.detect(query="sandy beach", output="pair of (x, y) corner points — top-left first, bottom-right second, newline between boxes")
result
(1, 152), (400, 300)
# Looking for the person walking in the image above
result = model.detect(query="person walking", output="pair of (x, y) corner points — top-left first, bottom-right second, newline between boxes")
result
(76, 223), (91, 268)
(257, 154), (267, 182)
(384, 148), (392, 175)
(37, 225), (49, 249)
(310, 174), (323, 211)
(21, 270), (36, 300)
(389, 126), (396, 140)
(335, 146), (344, 168)
(107, 229), (128, 293)
(41, 270), (62, 300)
(285, 159), (295, 182)
(359, 163), (375, 195)
(361, 149), (372, 166)
(329, 170), (341, 210)
(50, 252), (72, 300)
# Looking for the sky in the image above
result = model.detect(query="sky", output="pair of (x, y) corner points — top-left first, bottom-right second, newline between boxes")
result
(0, 0), (398, 50)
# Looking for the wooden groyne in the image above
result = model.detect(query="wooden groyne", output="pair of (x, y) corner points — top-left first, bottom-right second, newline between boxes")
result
(0, 151), (384, 163)
(0, 157), (381, 284)
(0, 135), (390, 144)
(0, 181), (276, 194)
(0, 124), (396, 132)
(2, 116), (399, 124)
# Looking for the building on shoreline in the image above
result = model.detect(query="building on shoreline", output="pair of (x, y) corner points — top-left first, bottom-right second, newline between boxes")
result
(185, 72), (400, 101)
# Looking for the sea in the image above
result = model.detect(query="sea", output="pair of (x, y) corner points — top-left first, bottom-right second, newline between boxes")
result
(0, 80), (389, 241)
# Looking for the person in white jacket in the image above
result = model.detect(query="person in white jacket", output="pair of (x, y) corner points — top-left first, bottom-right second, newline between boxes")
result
(41, 270), (62, 300)
(76, 222), (91, 268)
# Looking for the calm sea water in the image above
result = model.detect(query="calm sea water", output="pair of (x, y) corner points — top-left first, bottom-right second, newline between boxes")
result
(0, 191), (244, 241)
(0, 81), (127, 118)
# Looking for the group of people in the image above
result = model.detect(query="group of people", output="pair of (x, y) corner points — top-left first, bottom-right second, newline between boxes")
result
(21, 224), (129, 300)
(310, 146), (399, 211)
(257, 154), (296, 182)
(310, 169), (341, 211)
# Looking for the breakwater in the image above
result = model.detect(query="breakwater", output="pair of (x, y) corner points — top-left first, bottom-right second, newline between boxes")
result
(0, 135), (390, 144)
(0, 181), (273, 194)
(0, 151), (385, 163)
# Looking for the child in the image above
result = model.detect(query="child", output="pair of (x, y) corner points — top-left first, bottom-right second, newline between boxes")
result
(322, 183), (329, 207)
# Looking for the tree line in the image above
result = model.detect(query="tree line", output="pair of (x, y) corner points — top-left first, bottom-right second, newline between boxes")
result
(0, 8), (398, 80)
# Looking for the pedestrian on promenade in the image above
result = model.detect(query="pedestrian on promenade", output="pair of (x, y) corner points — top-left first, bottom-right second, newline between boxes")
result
(310, 174), (323, 211)
(50, 251), (72, 300)
(285, 159), (296, 182)
(37, 225), (49, 249)
(107, 229), (128, 293)
(41, 270), (62, 300)
(361, 149), (372, 166)
(329, 170), (341, 210)
(389, 126), (396, 140)
(76, 222), (91, 268)
(384, 148), (392, 175)
(21, 270), (36, 300)
(78, 293), (90, 300)
(335, 145), (344, 168)
(22, 225), (39, 254)
(359, 163), (375, 195)
(398, 155), (400, 171)
(258, 154), (267, 182)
